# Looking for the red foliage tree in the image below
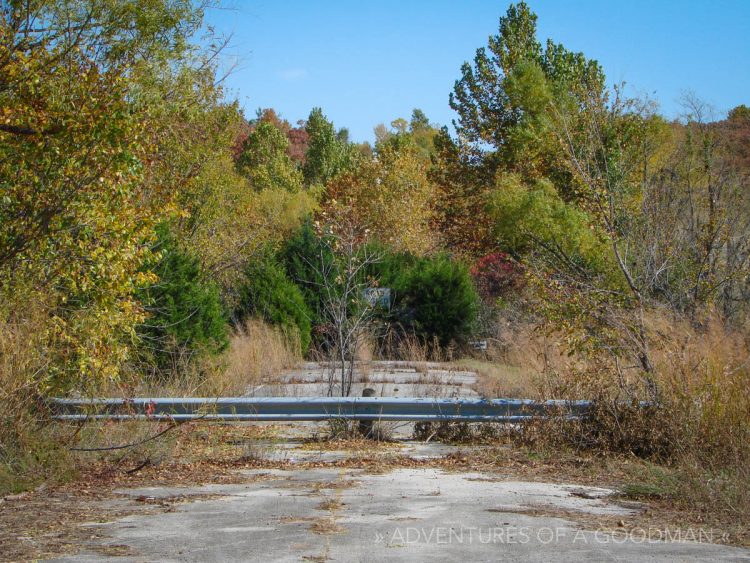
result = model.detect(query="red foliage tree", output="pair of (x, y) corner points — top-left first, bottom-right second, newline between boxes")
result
(231, 109), (309, 165)
(470, 252), (524, 300)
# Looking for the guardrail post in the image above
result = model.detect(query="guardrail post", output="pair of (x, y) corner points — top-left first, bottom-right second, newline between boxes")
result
(358, 388), (377, 437)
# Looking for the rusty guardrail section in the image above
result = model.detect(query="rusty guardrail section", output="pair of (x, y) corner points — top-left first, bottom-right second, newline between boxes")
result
(50, 397), (593, 422)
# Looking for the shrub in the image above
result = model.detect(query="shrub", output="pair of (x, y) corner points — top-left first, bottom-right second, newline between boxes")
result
(236, 257), (312, 354)
(470, 251), (525, 301)
(367, 245), (418, 289)
(395, 254), (479, 347)
(138, 228), (228, 370)
(279, 220), (334, 330)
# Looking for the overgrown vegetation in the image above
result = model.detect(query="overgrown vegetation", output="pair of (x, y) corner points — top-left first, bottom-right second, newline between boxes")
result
(236, 256), (312, 354)
(137, 226), (228, 373)
(1, 0), (748, 538)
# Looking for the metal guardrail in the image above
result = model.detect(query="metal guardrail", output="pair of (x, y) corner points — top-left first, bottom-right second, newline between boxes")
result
(50, 397), (592, 422)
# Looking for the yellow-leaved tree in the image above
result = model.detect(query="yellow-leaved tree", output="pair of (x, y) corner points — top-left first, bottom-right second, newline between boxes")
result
(323, 134), (436, 255)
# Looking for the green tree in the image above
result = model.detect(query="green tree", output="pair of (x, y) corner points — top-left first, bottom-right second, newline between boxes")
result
(237, 121), (303, 192)
(280, 220), (335, 330)
(138, 227), (228, 369)
(410, 109), (430, 130)
(449, 2), (604, 185)
(236, 257), (312, 354)
(728, 104), (750, 122)
(0, 0), (212, 383)
(489, 174), (610, 275)
(397, 255), (479, 347)
(303, 108), (356, 186)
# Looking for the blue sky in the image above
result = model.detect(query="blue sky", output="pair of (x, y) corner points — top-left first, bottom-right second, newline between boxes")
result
(206, 1), (750, 143)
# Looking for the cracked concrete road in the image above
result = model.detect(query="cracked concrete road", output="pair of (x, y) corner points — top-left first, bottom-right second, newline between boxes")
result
(52, 466), (750, 562)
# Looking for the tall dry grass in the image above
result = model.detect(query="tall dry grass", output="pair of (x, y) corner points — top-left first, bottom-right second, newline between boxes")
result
(219, 318), (302, 394)
(513, 313), (750, 527)
(0, 305), (75, 494)
(129, 318), (302, 397)
(652, 316), (750, 519)
(0, 316), (301, 494)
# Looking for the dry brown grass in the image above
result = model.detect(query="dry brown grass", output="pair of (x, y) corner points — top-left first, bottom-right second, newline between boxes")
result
(454, 358), (539, 398)
(376, 330), (455, 364)
(316, 498), (344, 511)
(651, 315), (750, 523)
(0, 305), (76, 494)
(309, 517), (344, 535)
(1, 316), (299, 495)
(220, 318), (301, 394)
(508, 313), (750, 535)
(404, 310), (750, 539)
(128, 318), (301, 397)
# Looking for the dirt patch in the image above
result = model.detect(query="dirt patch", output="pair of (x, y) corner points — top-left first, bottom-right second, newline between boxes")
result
(298, 437), (403, 452)
(317, 498), (345, 511)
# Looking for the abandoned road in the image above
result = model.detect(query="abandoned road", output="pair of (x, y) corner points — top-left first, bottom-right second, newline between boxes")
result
(19, 364), (748, 561)
(52, 462), (750, 562)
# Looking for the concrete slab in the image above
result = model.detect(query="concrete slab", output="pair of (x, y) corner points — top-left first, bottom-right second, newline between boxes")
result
(52, 467), (750, 562)
(277, 369), (477, 385)
(249, 361), (480, 399)
(249, 382), (479, 398)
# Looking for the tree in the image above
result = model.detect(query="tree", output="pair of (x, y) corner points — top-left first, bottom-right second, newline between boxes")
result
(138, 227), (228, 371)
(371, 110), (440, 162)
(171, 102), (317, 306)
(634, 96), (750, 321)
(546, 85), (669, 392)
(0, 0), (212, 384)
(237, 121), (304, 193)
(280, 220), (335, 330)
(429, 129), (496, 257)
(728, 104), (750, 122)
(298, 222), (381, 396)
(247, 108), (309, 164)
(323, 135), (437, 256)
(449, 1), (604, 186)
(236, 257), (312, 354)
(396, 255), (480, 348)
(303, 108), (356, 186)
(410, 109), (430, 130)
(470, 252), (525, 301)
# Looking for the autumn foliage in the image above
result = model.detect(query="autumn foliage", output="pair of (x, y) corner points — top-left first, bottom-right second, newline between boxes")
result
(1, 2), (749, 522)
(470, 252), (525, 300)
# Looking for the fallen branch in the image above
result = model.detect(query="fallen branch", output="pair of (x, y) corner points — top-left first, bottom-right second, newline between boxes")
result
(68, 420), (183, 452)
(125, 458), (152, 474)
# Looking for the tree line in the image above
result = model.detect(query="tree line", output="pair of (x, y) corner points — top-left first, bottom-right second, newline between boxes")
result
(1, 0), (748, 403)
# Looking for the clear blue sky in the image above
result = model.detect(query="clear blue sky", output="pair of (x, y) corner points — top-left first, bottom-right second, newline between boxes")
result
(206, 1), (750, 143)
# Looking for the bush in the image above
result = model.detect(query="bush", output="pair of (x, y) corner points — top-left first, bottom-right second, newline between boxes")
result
(367, 245), (419, 289)
(279, 220), (334, 330)
(470, 251), (525, 301)
(390, 253), (479, 347)
(236, 257), (312, 354)
(138, 228), (228, 370)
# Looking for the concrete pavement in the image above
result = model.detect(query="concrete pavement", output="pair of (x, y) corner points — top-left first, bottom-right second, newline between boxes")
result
(53, 466), (750, 562)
